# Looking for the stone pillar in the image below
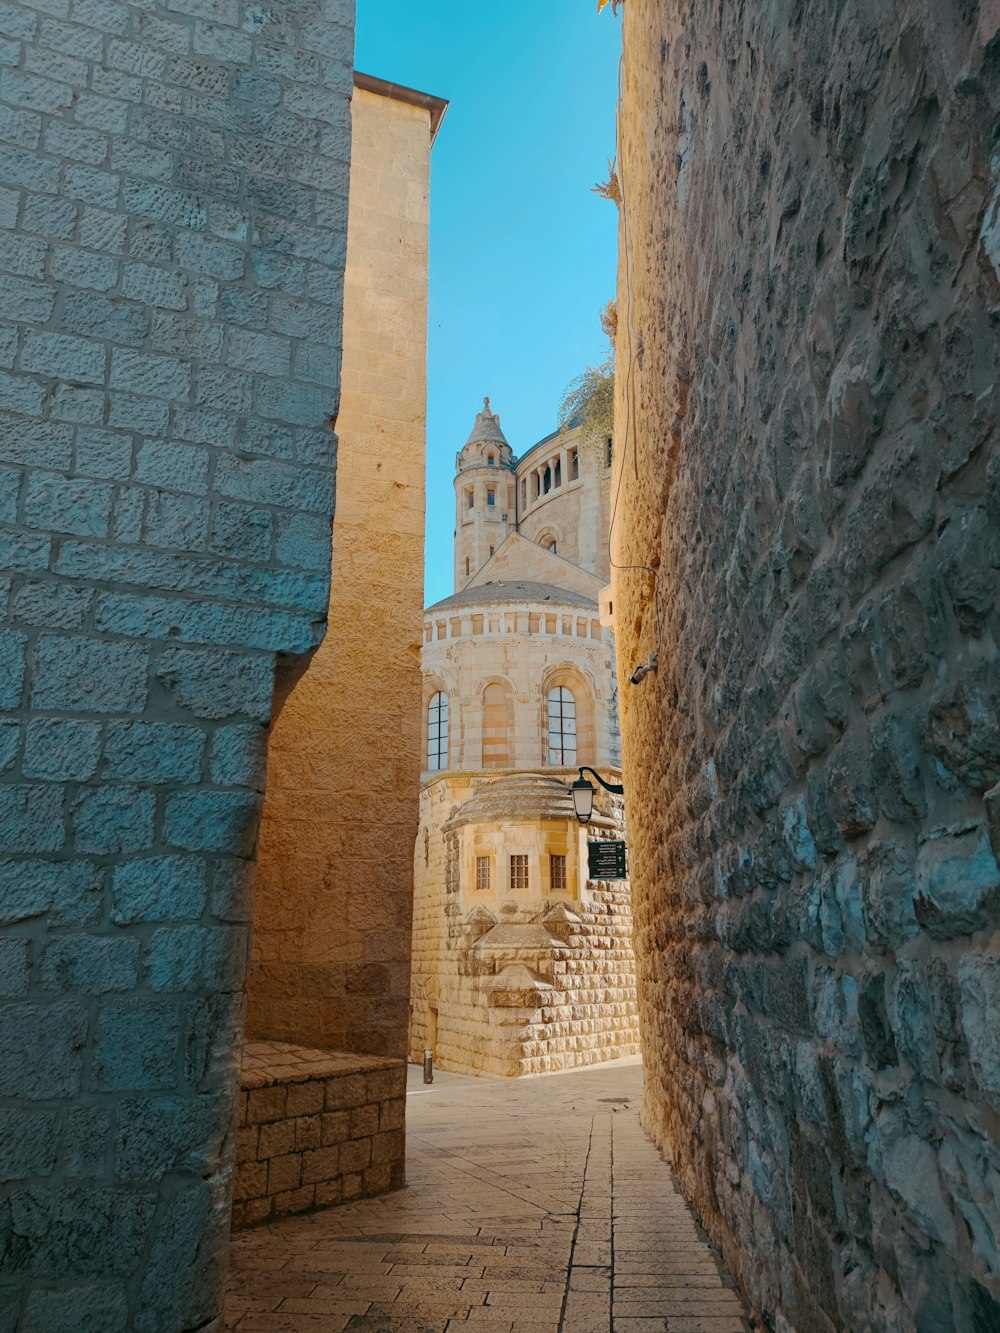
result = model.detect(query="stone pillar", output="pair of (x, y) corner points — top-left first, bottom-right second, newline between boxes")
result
(247, 78), (442, 1060)
(0, 0), (354, 1324)
(614, 2), (1000, 1329)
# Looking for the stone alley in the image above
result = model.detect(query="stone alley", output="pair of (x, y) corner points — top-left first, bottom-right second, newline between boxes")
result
(225, 1060), (749, 1332)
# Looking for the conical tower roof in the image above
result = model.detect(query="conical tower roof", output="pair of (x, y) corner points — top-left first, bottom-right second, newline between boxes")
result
(465, 396), (509, 447)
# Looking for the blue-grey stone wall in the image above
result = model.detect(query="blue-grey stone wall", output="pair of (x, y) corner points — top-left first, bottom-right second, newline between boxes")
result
(615, 2), (1000, 1329)
(0, 0), (354, 1323)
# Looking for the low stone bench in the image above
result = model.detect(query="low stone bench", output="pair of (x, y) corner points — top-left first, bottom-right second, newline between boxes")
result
(232, 1041), (406, 1229)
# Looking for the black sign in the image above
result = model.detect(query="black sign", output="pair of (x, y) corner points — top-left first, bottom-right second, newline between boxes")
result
(588, 839), (627, 881)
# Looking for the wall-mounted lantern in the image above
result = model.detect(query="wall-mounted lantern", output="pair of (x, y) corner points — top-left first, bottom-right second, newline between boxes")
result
(570, 766), (625, 825)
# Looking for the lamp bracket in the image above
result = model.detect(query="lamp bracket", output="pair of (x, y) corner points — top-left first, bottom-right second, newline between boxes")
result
(577, 766), (624, 796)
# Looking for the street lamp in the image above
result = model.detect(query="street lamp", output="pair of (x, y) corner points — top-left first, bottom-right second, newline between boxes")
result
(570, 766), (625, 825)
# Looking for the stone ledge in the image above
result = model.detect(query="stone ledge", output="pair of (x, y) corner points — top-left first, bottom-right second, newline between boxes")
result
(232, 1041), (406, 1230)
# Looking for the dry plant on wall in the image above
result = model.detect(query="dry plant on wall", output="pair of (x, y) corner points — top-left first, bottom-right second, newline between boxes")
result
(559, 302), (616, 451)
(597, 0), (622, 12)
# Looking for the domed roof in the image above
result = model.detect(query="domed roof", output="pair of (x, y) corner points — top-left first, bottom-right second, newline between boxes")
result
(426, 580), (598, 613)
(465, 396), (509, 448)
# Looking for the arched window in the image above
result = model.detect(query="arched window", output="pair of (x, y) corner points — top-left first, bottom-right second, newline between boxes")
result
(546, 538), (557, 554)
(482, 682), (510, 768)
(427, 692), (448, 771)
(543, 464), (552, 494)
(570, 449), (579, 480)
(546, 687), (576, 766)
(487, 453), (495, 466)
(554, 458), (561, 487)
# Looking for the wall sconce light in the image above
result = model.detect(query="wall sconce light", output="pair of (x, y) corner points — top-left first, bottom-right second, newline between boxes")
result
(570, 766), (625, 825)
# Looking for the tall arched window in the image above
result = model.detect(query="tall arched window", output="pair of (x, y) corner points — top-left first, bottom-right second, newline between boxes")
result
(546, 687), (576, 766)
(482, 683), (510, 768)
(427, 692), (448, 771)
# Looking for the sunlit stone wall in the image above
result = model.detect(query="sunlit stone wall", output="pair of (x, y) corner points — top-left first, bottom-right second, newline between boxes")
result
(614, 2), (1000, 1328)
(247, 80), (439, 1061)
(0, 0), (354, 1323)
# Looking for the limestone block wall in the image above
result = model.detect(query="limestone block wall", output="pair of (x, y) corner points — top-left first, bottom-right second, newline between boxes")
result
(421, 595), (617, 774)
(410, 773), (640, 1077)
(0, 0), (354, 1323)
(233, 1042), (405, 1228)
(614, 2), (1000, 1329)
(247, 81), (437, 1058)
(515, 423), (612, 582)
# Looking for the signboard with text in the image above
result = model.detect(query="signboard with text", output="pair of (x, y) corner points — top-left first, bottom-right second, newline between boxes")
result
(587, 839), (627, 881)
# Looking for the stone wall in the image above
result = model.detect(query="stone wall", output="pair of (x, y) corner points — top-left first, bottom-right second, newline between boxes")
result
(233, 1042), (405, 1228)
(0, 0), (354, 1323)
(411, 772), (640, 1077)
(614, 2), (1000, 1329)
(247, 80), (438, 1058)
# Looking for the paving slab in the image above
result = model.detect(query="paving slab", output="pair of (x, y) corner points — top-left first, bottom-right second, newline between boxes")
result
(227, 1059), (750, 1332)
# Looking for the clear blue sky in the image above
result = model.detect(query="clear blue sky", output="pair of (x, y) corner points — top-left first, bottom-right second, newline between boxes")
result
(355, 2), (622, 605)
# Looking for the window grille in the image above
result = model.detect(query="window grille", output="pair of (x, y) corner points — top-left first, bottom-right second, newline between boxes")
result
(510, 854), (529, 891)
(550, 854), (567, 891)
(546, 686), (577, 766)
(476, 856), (491, 891)
(427, 692), (448, 770)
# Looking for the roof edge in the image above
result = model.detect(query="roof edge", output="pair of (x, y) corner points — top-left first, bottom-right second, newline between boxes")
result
(353, 71), (449, 142)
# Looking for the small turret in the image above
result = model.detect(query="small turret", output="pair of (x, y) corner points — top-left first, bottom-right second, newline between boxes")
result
(454, 398), (517, 590)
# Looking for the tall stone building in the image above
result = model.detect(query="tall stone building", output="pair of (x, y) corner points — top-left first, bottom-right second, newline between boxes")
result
(612, 2), (1000, 1329)
(410, 401), (641, 1076)
(233, 72), (445, 1227)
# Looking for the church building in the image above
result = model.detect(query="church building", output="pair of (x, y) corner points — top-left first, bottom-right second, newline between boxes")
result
(410, 399), (641, 1076)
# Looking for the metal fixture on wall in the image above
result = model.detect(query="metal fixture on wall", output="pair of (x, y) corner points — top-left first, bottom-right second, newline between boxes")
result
(570, 766), (625, 824)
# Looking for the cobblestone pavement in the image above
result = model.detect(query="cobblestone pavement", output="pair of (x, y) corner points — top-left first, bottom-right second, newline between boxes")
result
(226, 1058), (750, 1332)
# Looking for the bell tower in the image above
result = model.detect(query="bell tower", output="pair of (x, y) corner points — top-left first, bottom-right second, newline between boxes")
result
(453, 397), (516, 590)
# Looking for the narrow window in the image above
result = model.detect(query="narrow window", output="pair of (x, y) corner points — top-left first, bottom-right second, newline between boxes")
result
(546, 538), (557, 554)
(550, 854), (567, 891)
(521, 478), (527, 508)
(534, 474), (540, 498)
(427, 692), (448, 771)
(543, 465), (551, 494)
(486, 488), (495, 507)
(465, 557), (470, 575)
(571, 449), (579, 480)
(487, 454), (495, 466)
(489, 545), (494, 557)
(554, 458), (561, 487)
(467, 488), (474, 509)
(510, 854), (529, 892)
(476, 856), (491, 891)
(546, 686), (577, 766)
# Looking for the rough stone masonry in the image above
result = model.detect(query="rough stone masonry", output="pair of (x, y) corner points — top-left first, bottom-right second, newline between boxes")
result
(614, 1), (1000, 1330)
(0, 0), (354, 1324)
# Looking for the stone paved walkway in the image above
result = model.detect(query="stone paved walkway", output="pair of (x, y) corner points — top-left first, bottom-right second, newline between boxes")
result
(226, 1058), (750, 1332)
